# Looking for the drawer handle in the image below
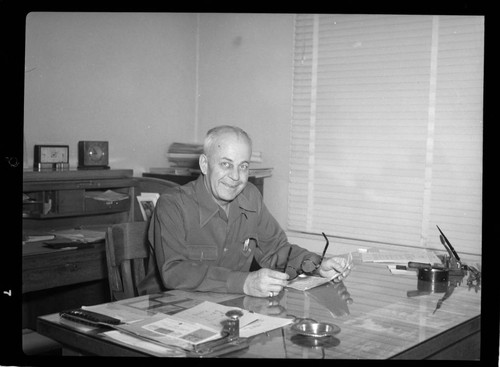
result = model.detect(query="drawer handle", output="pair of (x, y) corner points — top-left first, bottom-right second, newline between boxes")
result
(64, 263), (79, 272)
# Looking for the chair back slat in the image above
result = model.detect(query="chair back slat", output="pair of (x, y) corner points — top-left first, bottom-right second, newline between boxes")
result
(105, 222), (151, 301)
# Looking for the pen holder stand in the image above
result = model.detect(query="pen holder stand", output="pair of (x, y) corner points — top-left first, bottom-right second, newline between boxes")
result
(436, 254), (466, 277)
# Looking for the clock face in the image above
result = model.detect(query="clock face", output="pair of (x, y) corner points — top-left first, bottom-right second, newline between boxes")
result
(78, 141), (109, 168)
(88, 146), (104, 161)
(40, 146), (68, 163)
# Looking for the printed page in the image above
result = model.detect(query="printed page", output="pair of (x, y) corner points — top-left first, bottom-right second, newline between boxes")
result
(83, 295), (292, 350)
(102, 330), (188, 357)
(174, 301), (292, 339)
(238, 315), (293, 338)
(362, 249), (441, 264)
(173, 301), (259, 330)
(114, 313), (221, 350)
(287, 252), (353, 291)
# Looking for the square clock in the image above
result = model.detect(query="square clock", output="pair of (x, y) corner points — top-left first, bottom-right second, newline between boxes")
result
(33, 145), (70, 171)
(78, 141), (110, 169)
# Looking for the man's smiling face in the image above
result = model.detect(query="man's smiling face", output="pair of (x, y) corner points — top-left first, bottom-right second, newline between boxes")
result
(200, 132), (251, 209)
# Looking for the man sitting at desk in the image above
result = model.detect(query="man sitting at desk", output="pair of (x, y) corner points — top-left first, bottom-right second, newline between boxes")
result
(139, 125), (352, 298)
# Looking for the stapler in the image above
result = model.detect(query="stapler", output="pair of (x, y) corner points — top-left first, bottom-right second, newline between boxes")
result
(191, 310), (250, 357)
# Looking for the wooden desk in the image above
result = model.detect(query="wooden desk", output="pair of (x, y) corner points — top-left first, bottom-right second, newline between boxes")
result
(37, 255), (481, 359)
(22, 235), (110, 330)
(22, 234), (110, 294)
(22, 169), (135, 330)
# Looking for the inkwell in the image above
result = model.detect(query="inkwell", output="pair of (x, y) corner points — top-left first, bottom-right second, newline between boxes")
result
(407, 226), (481, 313)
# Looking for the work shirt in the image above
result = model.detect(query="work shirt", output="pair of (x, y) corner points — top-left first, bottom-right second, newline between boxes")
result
(137, 175), (317, 295)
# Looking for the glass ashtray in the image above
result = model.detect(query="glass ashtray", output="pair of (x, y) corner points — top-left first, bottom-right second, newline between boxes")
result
(291, 320), (341, 337)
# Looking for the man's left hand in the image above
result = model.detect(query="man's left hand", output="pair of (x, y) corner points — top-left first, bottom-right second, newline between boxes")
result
(318, 255), (353, 282)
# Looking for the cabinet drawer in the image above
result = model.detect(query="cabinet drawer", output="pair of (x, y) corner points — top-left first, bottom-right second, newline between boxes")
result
(22, 247), (106, 293)
(84, 196), (130, 214)
(58, 189), (85, 214)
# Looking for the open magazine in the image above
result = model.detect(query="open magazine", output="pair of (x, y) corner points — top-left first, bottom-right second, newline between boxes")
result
(81, 295), (292, 353)
(113, 312), (221, 350)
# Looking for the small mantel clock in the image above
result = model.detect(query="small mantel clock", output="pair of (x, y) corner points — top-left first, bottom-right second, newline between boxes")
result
(78, 141), (110, 169)
(33, 145), (70, 171)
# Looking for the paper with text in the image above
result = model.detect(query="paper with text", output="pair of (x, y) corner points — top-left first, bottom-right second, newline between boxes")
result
(174, 301), (292, 338)
(362, 250), (441, 264)
(114, 313), (221, 350)
(287, 252), (353, 291)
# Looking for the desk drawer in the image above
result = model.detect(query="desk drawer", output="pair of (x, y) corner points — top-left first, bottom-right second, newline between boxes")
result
(84, 196), (130, 214)
(23, 247), (106, 293)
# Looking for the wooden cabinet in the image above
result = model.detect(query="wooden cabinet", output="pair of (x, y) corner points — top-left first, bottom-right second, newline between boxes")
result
(22, 169), (135, 330)
(23, 169), (134, 230)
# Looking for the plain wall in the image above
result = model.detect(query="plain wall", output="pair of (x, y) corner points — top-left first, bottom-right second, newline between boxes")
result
(23, 12), (295, 229)
(196, 13), (294, 227)
(24, 12), (198, 174)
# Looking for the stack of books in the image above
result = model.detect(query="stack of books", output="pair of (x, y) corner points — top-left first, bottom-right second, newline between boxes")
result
(166, 142), (264, 168)
(167, 142), (203, 169)
(250, 151), (262, 163)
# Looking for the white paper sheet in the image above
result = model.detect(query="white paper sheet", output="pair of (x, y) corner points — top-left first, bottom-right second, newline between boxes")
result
(103, 330), (187, 357)
(286, 252), (354, 291)
(173, 301), (293, 338)
(362, 250), (441, 264)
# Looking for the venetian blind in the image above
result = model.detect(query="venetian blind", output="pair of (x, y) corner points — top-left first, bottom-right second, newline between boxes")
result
(288, 14), (484, 256)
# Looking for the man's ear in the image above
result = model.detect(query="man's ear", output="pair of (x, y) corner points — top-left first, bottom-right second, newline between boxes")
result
(199, 154), (208, 174)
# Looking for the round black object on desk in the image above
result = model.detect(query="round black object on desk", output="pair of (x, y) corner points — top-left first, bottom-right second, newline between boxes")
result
(418, 267), (449, 283)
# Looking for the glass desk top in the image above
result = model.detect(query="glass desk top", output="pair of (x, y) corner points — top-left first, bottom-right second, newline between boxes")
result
(37, 255), (482, 359)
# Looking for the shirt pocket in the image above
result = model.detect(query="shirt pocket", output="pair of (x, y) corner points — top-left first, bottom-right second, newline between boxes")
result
(186, 245), (218, 261)
(239, 234), (258, 258)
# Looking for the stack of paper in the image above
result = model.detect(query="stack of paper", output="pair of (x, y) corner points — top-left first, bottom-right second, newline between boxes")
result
(50, 228), (106, 243)
(22, 234), (55, 244)
(361, 250), (441, 264)
(82, 297), (292, 353)
(84, 190), (129, 202)
(167, 142), (204, 168)
(361, 249), (442, 276)
(166, 142), (264, 168)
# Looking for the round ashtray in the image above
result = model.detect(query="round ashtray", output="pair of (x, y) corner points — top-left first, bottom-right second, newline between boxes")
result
(290, 334), (340, 349)
(291, 320), (341, 337)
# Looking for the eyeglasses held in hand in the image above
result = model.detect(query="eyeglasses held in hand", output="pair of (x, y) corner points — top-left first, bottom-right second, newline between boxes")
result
(282, 232), (331, 280)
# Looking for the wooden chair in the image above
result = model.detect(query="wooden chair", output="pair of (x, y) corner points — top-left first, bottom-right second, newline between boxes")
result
(106, 178), (179, 300)
(132, 177), (179, 221)
(105, 221), (152, 301)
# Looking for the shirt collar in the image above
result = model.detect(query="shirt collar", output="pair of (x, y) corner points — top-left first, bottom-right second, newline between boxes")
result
(194, 175), (257, 227)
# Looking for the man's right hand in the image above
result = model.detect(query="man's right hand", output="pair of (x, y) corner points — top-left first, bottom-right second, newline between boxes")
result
(243, 268), (289, 298)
